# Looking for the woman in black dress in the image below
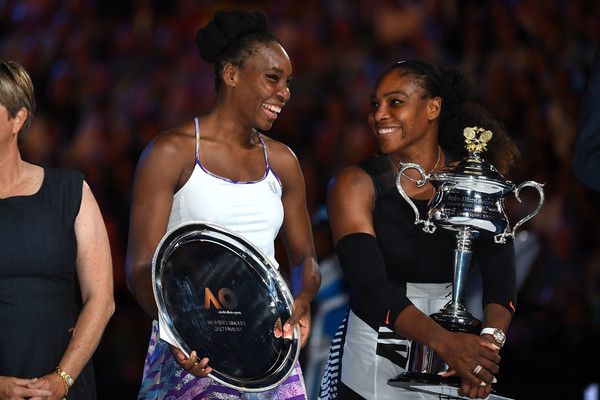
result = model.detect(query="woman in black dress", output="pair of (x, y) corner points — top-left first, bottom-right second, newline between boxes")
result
(0, 61), (114, 399)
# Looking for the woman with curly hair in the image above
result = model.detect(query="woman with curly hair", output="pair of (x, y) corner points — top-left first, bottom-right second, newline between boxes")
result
(319, 59), (519, 400)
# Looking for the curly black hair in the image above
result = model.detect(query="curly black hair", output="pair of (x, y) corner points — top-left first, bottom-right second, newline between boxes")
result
(195, 9), (281, 92)
(382, 60), (520, 174)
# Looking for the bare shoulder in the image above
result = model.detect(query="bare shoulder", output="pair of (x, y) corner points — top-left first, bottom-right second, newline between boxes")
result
(139, 122), (196, 168)
(260, 134), (297, 166)
(327, 164), (375, 213)
(133, 120), (198, 192)
(143, 122), (196, 162)
(259, 135), (302, 194)
(327, 164), (376, 240)
(328, 164), (372, 194)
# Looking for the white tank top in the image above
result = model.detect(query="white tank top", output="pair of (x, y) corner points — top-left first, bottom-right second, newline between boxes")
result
(167, 118), (285, 268)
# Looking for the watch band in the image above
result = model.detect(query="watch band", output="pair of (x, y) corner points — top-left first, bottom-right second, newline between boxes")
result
(480, 327), (497, 336)
(55, 366), (74, 397)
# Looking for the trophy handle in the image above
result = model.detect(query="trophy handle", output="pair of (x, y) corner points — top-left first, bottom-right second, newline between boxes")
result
(395, 163), (436, 233)
(494, 181), (545, 243)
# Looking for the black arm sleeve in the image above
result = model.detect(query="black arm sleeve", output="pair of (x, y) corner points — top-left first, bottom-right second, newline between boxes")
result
(477, 236), (517, 317)
(336, 232), (413, 327)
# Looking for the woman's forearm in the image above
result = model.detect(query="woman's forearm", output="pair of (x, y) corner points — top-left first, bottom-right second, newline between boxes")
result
(56, 294), (115, 380)
(290, 254), (321, 302)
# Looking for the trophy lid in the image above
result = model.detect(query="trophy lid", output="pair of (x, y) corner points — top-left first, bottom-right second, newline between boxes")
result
(429, 127), (516, 195)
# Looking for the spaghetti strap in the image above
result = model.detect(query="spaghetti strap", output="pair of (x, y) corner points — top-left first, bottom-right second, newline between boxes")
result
(255, 131), (271, 169)
(256, 131), (281, 184)
(194, 117), (200, 163)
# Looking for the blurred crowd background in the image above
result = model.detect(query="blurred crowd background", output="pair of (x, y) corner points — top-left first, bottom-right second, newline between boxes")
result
(2, 0), (600, 398)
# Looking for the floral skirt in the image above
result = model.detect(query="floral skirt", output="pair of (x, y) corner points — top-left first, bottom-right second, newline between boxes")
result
(138, 320), (307, 400)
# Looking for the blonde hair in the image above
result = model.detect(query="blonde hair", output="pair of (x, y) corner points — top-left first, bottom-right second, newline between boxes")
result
(0, 61), (35, 147)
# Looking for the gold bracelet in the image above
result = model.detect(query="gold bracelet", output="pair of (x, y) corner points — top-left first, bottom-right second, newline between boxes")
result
(55, 366), (74, 397)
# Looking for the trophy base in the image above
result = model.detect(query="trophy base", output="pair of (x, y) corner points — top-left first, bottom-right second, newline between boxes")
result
(391, 372), (460, 386)
(388, 373), (514, 400)
(430, 304), (482, 334)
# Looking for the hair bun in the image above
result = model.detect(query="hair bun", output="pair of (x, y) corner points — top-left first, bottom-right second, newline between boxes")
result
(196, 9), (269, 63)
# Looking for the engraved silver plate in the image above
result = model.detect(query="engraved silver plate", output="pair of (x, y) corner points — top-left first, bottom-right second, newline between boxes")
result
(152, 221), (300, 392)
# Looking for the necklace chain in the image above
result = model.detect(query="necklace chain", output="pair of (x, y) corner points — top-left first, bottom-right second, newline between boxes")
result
(388, 146), (441, 182)
(0, 161), (24, 199)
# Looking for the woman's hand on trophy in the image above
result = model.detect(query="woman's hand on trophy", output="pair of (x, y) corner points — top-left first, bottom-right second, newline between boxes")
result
(440, 368), (496, 398)
(436, 332), (500, 389)
(169, 345), (212, 377)
(458, 376), (493, 399)
(451, 335), (502, 398)
(439, 369), (493, 399)
(273, 294), (312, 348)
(290, 294), (312, 348)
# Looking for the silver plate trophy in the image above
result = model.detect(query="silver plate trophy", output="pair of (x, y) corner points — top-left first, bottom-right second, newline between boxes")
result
(388, 127), (544, 397)
(152, 221), (300, 392)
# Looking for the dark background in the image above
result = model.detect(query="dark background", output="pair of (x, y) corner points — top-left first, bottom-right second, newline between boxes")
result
(1, 0), (600, 399)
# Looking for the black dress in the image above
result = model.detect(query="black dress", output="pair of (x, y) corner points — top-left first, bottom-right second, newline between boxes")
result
(0, 168), (96, 398)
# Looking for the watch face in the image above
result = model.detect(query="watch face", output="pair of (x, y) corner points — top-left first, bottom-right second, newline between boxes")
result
(493, 329), (506, 344)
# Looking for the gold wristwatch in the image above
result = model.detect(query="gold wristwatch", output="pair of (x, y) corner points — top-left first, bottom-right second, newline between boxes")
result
(55, 366), (74, 397)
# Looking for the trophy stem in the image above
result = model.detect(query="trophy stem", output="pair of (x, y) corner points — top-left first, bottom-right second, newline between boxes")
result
(430, 226), (481, 334)
(450, 227), (478, 307)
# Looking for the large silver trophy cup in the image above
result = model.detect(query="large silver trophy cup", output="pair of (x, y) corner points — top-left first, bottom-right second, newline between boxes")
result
(388, 127), (544, 397)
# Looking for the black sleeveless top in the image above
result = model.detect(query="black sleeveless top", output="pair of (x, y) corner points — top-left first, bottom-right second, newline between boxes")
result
(0, 168), (96, 398)
(359, 153), (456, 283)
